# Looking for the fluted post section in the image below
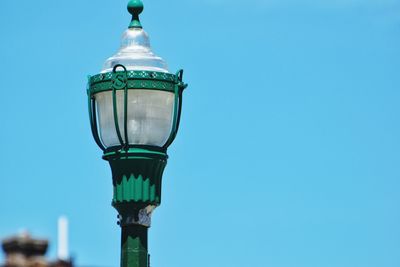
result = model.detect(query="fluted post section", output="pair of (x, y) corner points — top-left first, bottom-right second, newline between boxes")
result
(103, 149), (167, 267)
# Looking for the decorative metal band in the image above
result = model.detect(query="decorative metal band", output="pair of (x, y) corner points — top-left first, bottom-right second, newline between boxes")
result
(103, 147), (167, 160)
(89, 80), (175, 94)
(90, 70), (175, 84)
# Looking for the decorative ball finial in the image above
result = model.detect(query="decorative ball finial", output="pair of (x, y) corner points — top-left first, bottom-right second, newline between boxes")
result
(127, 0), (144, 29)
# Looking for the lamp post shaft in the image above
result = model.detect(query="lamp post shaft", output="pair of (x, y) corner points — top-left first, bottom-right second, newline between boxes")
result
(121, 225), (149, 267)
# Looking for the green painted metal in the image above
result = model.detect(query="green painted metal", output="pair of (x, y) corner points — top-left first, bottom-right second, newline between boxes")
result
(163, 70), (188, 149)
(103, 147), (167, 159)
(90, 71), (175, 84)
(106, 149), (167, 212)
(91, 79), (175, 94)
(113, 175), (157, 203)
(87, 76), (106, 151)
(112, 67), (126, 147)
(87, 68), (187, 152)
(107, 149), (165, 267)
(121, 225), (148, 267)
(123, 71), (129, 148)
(127, 0), (144, 29)
(89, 70), (177, 95)
(88, 70), (177, 95)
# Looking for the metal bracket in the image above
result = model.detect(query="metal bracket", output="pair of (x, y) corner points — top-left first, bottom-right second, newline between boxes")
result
(117, 206), (156, 227)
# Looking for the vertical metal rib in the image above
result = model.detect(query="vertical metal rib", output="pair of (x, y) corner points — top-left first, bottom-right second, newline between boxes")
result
(163, 70), (185, 149)
(112, 65), (127, 147)
(124, 77), (129, 149)
(88, 93), (106, 151)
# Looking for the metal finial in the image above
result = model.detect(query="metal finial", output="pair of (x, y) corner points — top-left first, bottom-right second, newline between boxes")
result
(127, 0), (144, 29)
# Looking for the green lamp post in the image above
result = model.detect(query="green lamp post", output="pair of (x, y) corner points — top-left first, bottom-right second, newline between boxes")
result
(86, 1), (187, 266)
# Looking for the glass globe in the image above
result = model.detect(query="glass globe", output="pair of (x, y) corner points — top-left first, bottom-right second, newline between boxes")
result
(95, 28), (175, 148)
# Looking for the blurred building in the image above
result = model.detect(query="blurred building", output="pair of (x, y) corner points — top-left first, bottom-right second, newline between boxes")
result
(1, 232), (73, 267)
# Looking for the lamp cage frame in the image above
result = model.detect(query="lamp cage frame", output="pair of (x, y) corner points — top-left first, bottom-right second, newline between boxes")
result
(87, 65), (187, 157)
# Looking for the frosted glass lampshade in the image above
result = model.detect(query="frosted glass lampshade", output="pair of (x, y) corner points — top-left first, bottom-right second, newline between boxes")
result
(95, 90), (174, 147)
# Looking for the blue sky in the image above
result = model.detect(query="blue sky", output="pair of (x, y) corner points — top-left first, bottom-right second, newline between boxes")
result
(1, 0), (400, 266)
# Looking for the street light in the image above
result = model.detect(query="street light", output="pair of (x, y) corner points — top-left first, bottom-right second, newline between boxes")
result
(86, 0), (187, 266)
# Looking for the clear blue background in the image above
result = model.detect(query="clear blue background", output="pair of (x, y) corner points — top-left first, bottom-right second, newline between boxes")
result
(1, 0), (399, 266)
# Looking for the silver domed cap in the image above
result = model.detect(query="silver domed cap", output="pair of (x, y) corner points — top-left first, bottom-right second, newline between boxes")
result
(102, 28), (169, 73)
